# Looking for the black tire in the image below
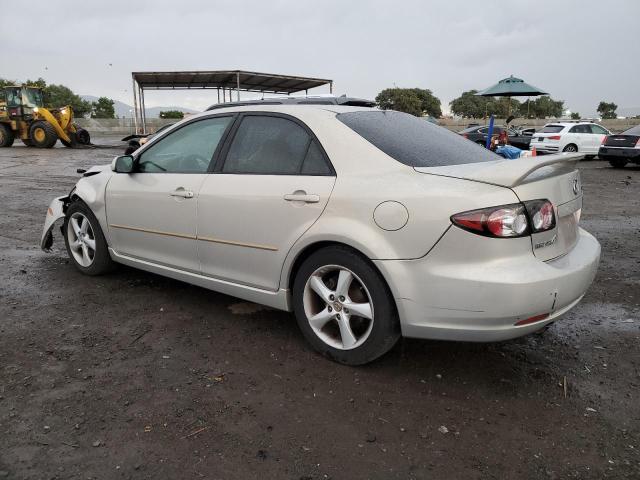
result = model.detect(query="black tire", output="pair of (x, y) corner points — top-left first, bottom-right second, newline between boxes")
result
(29, 121), (58, 148)
(563, 144), (578, 153)
(63, 200), (116, 276)
(76, 128), (90, 145)
(292, 246), (400, 365)
(22, 138), (34, 147)
(0, 123), (14, 147)
(609, 158), (628, 169)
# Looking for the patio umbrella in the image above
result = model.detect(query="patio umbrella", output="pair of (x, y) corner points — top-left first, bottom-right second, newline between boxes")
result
(475, 75), (548, 117)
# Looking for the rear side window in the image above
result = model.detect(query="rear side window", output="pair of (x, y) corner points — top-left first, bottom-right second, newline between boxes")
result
(222, 115), (331, 175)
(337, 111), (499, 167)
(622, 125), (640, 135)
(570, 125), (591, 134)
(540, 125), (564, 133)
(590, 124), (608, 135)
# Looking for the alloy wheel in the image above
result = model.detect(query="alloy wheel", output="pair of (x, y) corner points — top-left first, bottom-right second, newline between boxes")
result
(303, 265), (374, 350)
(67, 212), (96, 267)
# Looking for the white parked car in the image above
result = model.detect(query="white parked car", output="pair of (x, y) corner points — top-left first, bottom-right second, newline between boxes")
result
(41, 106), (601, 365)
(529, 122), (611, 156)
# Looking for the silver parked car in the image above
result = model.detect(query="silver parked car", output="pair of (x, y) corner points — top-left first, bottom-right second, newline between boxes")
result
(41, 105), (601, 365)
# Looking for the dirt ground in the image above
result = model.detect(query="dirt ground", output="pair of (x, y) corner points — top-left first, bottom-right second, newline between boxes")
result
(0, 138), (638, 480)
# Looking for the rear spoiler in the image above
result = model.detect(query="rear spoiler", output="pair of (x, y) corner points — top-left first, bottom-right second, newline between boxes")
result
(414, 152), (584, 188)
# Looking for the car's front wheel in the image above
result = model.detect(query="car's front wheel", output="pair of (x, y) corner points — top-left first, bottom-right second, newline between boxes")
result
(293, 246), (400, 365)
(63, 201), (115, 275)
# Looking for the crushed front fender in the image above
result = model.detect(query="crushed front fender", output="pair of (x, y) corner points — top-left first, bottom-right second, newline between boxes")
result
(41, 196), (69, 251)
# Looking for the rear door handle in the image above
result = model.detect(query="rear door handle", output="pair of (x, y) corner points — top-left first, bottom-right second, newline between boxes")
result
(170, 188), (194, 199)
(284, 192), (320, 203)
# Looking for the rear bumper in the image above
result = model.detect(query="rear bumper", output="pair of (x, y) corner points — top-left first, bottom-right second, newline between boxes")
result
(375, 227), (600, 342)
(529, 142), (559, 154)
(599, 147), (640, 160)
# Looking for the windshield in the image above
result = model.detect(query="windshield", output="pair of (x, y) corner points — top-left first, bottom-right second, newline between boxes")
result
(22, 88), (43, 108)
(622, 125), (640, 136)
(337, 111), (499, 167)
(540, 125), (565, 133)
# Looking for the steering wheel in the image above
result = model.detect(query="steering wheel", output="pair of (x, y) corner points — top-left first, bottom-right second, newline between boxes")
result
(140, 160), (167, 172)
(181, 153), (210, 171)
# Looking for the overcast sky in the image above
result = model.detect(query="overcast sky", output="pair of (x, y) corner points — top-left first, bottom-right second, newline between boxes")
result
(2, 1), (638, 116)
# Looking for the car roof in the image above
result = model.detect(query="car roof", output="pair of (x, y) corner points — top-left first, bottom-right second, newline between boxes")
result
(206, 95), (375, 111)
(544, 122), (598, 127)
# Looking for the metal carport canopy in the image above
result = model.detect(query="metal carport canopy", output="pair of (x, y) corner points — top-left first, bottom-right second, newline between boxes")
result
(131, 70), (333, 133)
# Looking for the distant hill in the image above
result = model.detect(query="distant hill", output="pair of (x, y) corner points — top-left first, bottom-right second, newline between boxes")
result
(81, 95), (200, 118)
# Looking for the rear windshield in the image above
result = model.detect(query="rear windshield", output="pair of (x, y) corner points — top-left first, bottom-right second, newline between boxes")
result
(337, 111), (499, 167)
(540, 125), (565, 133)
(622, 125), (640, 136)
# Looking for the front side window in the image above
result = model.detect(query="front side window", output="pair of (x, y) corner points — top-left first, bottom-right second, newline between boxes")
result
(222, 115), (331, 175)
(22, 88), (43, 108)
(137, 116), (232, 173)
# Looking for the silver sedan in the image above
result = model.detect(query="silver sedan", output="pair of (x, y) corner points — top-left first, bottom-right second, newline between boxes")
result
(41, 105), (600, 364)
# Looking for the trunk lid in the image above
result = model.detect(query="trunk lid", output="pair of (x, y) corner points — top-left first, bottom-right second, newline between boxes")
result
(604, 134), (639, 148)
(415, 152), (584, 261)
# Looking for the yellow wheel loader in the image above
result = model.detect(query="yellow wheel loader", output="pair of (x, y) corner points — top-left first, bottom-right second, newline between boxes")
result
(0, 85), (90, 148)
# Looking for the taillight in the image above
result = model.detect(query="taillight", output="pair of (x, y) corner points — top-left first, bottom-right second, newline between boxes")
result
(462, 133), (468, 139)
(451, 200), (555, 238)
(601, 136), (608, 145)
(451, 203), (529, 238)
(548, 135), (561, 140)
(524, 199), (556, 233)
(636, 138), (640, 148)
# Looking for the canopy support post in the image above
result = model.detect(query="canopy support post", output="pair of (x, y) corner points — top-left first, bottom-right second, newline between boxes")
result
(132, 76), (139, 134)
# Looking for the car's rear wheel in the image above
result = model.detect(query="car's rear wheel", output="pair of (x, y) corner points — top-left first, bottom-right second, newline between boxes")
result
(63, 201), (115, 275)
(292, 246), (400, 365)
(609, 158), (628, 169)
(563, 144), (578, 153)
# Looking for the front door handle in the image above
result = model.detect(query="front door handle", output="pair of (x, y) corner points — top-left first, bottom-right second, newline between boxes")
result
(284, 192), (320, 203)
(170, 188), (194, 199)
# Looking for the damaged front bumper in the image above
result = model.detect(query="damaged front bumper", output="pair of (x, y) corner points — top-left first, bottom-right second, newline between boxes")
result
(41, 196), (69, 251)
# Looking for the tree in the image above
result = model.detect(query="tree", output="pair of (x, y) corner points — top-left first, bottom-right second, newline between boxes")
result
(407, 88), (442, 117)
(159, 110), (184, 119)
(375, 88), (442, 117)
(449, 90), (521, 118)
(597, 101), (617, 119)
(449, 90), (489, 118)
(46, 84), (92, 117)
(527, 96), (564, 119)
(570, 112), (581, 120)
(91, 97), (116, 118)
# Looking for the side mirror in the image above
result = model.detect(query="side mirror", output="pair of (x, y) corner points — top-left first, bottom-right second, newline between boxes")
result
(111, 155), (134, 173)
